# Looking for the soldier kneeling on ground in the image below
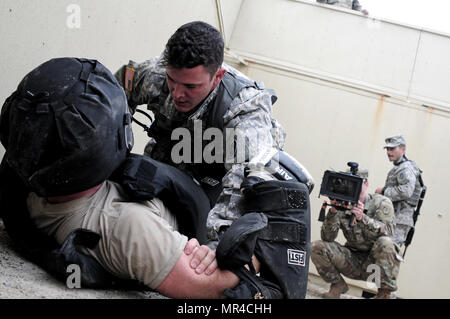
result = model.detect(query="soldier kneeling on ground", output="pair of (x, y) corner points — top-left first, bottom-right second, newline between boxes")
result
(311, 169), (403, 299)
(0, 57), (312, 299)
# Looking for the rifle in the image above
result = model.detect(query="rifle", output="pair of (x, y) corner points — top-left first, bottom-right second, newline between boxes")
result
(402, 174), (426, 258)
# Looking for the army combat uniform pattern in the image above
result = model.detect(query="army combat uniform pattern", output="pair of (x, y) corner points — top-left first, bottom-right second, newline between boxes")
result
(316, 0), (362, 11)
(382, 155), (422, 246)
(115, 56), (286, 247)
(311, 194), (402, 291)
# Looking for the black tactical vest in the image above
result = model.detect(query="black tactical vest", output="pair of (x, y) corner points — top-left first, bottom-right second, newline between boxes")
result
(147, 71), (277, 205)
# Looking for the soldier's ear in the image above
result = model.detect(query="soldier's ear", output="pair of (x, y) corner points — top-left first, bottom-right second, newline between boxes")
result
(212, 67), (226, 87)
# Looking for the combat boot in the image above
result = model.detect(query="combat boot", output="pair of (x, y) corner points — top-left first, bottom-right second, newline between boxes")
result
(322, 279), (349, 299)
(373, 288), (391, 299)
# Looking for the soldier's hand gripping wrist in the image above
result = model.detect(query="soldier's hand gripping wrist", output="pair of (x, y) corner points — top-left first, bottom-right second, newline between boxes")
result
(184, 238), (218, 275)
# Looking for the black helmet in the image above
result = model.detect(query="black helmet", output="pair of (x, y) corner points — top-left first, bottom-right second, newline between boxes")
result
(0, 57), (133, 197)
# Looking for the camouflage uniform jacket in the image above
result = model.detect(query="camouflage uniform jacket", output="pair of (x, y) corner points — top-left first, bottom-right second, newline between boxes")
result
(382, 155), (422, 227)
(115, 56), (286, 245)
(321, 194), (395, 252)
(316, 0), (362, 11)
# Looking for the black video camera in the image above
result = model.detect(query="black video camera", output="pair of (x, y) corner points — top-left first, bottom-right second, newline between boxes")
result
(318, 162), (364, 226)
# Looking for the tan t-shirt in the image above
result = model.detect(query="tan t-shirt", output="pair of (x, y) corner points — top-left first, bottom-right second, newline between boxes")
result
(27, 180), (188, 289)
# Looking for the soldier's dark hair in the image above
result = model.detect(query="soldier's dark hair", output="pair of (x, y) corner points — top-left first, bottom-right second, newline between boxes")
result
(162, 21), (224, 78)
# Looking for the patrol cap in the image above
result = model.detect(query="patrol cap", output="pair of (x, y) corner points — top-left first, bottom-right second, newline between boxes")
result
(357, 168), (369, 180)
(384, 134), (406, 148)
(346, 168), (369, 180)
(0, 57), (134, 197)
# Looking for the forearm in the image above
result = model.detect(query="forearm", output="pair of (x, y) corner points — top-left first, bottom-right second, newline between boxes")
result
(361, 214), (391, 239)
(157, 249), (260, 299)
(157, 252), (239, 299)
(384, 167), (417, 201)
(383, 184), (414, 201)
(362, 196), (395, 238)
(206, 164), (246, 246)
(206, 161), (281, 246)
(321, 210), (340, 242)
(207, 91), (285, 244)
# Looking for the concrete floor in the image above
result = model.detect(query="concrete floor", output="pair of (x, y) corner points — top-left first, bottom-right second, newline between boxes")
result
(0, 219), (361, 299)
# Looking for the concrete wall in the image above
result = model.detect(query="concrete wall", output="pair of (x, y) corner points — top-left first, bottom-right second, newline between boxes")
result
(225, 0), (450, 298)
(0, 0), (243, 156)
(1, 0), (449, 298)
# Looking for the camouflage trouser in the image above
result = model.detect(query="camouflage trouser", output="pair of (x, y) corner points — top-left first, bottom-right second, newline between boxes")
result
(310, 237), (401, 291)
(392, 224), (411, 247)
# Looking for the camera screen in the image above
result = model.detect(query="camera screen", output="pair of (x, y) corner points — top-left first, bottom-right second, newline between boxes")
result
(328, 176), (358, 197)
(319, 171), (363, 203)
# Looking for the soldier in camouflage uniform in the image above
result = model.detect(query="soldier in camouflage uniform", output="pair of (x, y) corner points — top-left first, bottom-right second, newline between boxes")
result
(316, 0), (368, 14)
(311, 170), (402, 299)
(115, 21), (286, 248)
(375, 134), (423, 247)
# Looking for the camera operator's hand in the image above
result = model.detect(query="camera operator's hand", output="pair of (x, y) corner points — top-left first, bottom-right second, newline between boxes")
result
(375, 187), (383, 194)
(351, 201), (364, 221)
(351, 179), (369, 222)
(329, 199), (337, 214)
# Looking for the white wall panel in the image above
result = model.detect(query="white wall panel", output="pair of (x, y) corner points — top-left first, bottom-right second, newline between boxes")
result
(229, 0), (420, 95)
(0, 0), (220, 154)
(218, 0), (244, 46)
(410, 31), (450, 106)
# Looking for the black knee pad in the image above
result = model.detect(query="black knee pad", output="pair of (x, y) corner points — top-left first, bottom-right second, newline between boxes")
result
(216, 212), (267, 272)
(216, 213), (284, 299)
(243, 180), (311, 299)
(217, 180), (311, 299)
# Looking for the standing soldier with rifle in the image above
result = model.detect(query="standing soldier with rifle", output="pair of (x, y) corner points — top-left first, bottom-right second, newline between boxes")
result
(375, 134), (426, 256)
